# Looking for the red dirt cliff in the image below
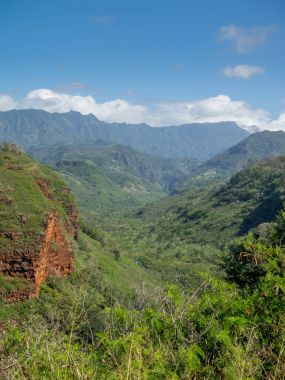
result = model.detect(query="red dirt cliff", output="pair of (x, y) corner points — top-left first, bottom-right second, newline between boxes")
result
(0, 148), (78, 301)
(0, 208), (78, 301)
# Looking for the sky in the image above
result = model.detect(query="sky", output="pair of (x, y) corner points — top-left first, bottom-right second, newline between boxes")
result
(0, 0), (285, 130)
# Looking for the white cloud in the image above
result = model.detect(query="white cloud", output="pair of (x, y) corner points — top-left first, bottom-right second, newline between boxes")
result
(148, 95), (270, 128)
(219, 25), (274, 53)
(1, 88), (285, 132)
(0, 94), (18, 111)
(223, 64), (265, 79)
(264, 113), (285, 131)
(22, 89), (148, 124)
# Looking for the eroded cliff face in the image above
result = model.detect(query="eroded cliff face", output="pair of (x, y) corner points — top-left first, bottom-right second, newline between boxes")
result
(0, 209), (77, 301)
(34, 211), (75, 294)
(0, 147), (78, 301)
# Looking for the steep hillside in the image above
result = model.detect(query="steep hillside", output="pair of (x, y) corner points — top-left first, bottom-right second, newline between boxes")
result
(30, 143), (170, 226)
(0, 109), (249, 160)
(142, 156), (285, 246)
(188, 130), (285, 185)
(57, 159), (164, 224)
(0, 144), (162, 305)
(2, 190), (285, 379)
(76, 229), (161, 299)
(30, 142), (198, 192)
(111, 156), (285, 285)
(0, 144), (78, 300)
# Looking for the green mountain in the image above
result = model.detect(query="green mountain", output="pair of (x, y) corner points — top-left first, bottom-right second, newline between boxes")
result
(0, 145), (160, 302)
(1, 133), (285, 379)
(144, 155), (285, 246)
(28, 140), (285, 288)
(112, 156), (285, 285)
(187, 130), (285, 185)
(30, 141), (199, 193)
(1, 148), (285, 378)
(29, 142), (194, 226)
(0, 109), (249, 160)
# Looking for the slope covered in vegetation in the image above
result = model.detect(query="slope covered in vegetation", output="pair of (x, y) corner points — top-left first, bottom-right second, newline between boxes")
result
(187, 130), (285, 185)
(0, 144), (78, 299)
(109, 156), (285, 286)
(1, 205), (285, 379)
(31, 144), (165, 223)
(30, 141), (198, 192)
(1, 130), (285, 379)
(28, 145), (285, 289)
(29, 142), (199, 229)
(142, 156), (285, 246)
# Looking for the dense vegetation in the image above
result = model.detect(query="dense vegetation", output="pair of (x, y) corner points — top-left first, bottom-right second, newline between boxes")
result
(30, 141), (198, 193)
(97, 156), (285, 288)
(1, 206), (285, 378)
(187, 130), (285, 186)
(0, 144), (75, 248)
(31, 146), (166, 225)
(29, 143), (285, 288)
(0, 109), (248, 159)
(140, 156), (285, 246)
(1, 127), (285, 378)
(0, 144), (78, 298)
(28, 142), (200, 232)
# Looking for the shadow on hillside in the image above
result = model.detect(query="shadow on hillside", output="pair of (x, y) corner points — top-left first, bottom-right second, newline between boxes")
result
(237, 191), (283, 236)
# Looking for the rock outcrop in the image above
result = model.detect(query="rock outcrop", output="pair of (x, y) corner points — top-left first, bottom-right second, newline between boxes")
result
(0, 145), (78, 301)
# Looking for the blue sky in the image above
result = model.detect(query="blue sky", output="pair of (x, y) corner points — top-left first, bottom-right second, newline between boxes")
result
(0, 0), (284, 129)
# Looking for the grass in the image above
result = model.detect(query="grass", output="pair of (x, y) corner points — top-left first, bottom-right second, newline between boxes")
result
(1, 146), (285, 378)
(0, 275), (33, 295)
(0, 146), (76, 249)
(77, 231), (161, 300)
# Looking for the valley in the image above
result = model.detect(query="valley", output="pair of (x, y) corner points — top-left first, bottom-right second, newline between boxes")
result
(1, 113), (285, 292)
(1, 2), (284, 377)
(28, 129), (285, 289)
(1, 112), (285, 378)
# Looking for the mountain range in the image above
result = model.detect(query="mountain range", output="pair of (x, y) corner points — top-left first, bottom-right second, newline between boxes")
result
(0, 109), (249, 160)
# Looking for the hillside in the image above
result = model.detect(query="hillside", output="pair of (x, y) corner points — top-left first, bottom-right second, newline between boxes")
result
(0, 144), (78, 300)
(0, 109), (249, 160)
(187, 130), (285, 185)
(143, 155), (285, 245)
(1, 131), (285, 379)
(30, 141), (198, 192)
(2, 202), (285, 378)
(30, 143), (172, 225)
(110, 156), (285, 285)
(28, 141), (285, 288)
(0, 144), (161, 302)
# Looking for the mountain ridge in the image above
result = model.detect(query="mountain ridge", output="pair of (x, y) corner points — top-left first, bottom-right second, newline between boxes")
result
(29, 141), (199, 193)
(0, 109), (249, 160)
(183, 130), (285, 186)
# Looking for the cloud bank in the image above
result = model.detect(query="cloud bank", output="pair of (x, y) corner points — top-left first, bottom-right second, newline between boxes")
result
(22, 89), (148, 124)
(223, 64), (265, 79)
(149, 95), (270, 129)
(0, 88), (284, 132)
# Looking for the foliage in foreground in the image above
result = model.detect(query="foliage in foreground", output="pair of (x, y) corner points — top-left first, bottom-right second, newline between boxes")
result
(1, 210), (285, 379)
